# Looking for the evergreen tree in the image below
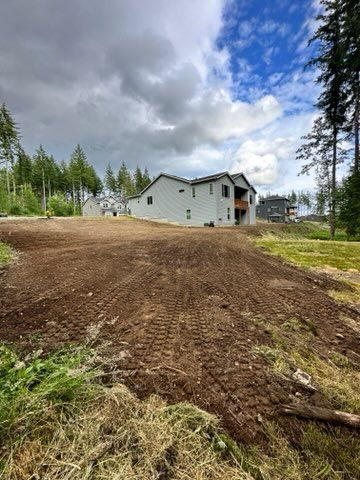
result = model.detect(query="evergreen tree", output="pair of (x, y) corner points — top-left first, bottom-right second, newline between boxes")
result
(32, 145), (50, 211)
(134, 166), (143, 193)
(288, 190), (297, 204)
(0, 103), (20, 196)
(58, 160), (70, 196)
(307, 0), (348, 238)
(338, 169), (360, 238)
(142, 167), (151, 189)
(343, 0), (360, 170)
(116, 161), (128, 195)
(68, 144), (89, 207)
(87, 165), (103, 197)
(14, 147), (32, 186)
(104, 163), (117, 194)
(116, 161), (135, 196)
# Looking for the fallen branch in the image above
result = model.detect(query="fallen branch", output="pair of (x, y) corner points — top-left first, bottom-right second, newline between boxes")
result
(280, 403), (360, 428)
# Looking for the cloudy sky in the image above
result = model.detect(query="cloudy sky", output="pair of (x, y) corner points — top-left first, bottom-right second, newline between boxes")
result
(1, 0), (322, 193)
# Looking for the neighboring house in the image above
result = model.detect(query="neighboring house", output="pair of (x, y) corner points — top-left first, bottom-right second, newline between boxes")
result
(82, 195), (127, 217)
(126, 171), (256, 226)
(256, 196), (297, 223)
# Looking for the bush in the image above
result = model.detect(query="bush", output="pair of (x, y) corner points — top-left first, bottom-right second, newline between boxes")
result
(49, 194), (73, 216)
(8, 202), (23, 215)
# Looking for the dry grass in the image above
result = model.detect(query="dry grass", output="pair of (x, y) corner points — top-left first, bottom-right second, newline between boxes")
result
(0, 344), (253, 479)
(2, 343), (360, 479)
(328, 281), (360, 305)
(252, 311), (360, 413)
(5, 386), (255, 480)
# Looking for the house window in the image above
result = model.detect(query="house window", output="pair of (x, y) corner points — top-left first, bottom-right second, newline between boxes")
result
(103, 202), (108, 208)
(222, 184), (230, 198)
(147, 196), (153, 205)
(192, 187), (196, 198)
(250, 194), (253, 204)
(179, 189), (184, 193)
(227, 208), (231, 220)
(209, 183), (213, 195)
(186, 209), (191, 220)
(261, 200), (265, 205)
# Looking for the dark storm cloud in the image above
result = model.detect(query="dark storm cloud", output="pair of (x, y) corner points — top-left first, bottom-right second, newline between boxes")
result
(0, 0), (281, 177)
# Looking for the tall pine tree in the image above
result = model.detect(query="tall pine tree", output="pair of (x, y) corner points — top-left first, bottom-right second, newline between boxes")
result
(304, 0), (348, 237)
(343, 0), (360, 170)
(104, 163), (117, 195)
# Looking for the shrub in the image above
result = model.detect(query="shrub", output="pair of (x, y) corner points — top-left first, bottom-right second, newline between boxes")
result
(49, 194), (73, 216)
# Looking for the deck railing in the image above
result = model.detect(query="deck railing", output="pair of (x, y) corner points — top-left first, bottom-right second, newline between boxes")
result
(234, 199), (249, 209)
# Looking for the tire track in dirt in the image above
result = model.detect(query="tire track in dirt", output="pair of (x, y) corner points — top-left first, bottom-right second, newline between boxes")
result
(0, 218), (359, 444)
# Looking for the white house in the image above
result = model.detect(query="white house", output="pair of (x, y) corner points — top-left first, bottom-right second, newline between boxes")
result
(82, 196), (127, 217)
(127, 171), (256, 226)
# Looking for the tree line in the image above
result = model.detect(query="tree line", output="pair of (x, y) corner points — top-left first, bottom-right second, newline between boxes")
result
(297, 0), (360, 239)
(0, 104), (151, 216)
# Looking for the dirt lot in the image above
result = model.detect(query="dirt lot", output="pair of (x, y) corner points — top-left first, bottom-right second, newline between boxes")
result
(0, 218), (359, 443)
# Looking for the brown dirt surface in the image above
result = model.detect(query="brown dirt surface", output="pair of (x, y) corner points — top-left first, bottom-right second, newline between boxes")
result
(0, 218), (359, 444)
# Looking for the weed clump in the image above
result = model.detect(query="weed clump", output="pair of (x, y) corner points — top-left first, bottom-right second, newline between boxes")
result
(0, 242), (13, 265)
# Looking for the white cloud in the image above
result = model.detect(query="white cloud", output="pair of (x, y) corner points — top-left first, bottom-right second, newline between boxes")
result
(228, 111), (317, 191)
(0, 0), (283, 179)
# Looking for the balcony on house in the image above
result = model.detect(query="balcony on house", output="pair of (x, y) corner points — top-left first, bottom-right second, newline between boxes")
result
(234, 198), (249, 209)
(234, 185), (249, 209)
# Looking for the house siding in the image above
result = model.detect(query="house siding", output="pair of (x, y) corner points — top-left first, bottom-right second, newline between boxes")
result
(249, 187), (256, 224)
(257, 198), (289, 222)
(82, 196), (126, 217)
(83, 199), (101, 216)
(127, 176), (219, 225)
(127, 172), (256, 226)
(232, 176), (257, 225)
(215, 177), (234, 225)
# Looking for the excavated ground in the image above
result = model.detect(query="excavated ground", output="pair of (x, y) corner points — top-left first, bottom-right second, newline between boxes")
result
(0, 218), (359, 443)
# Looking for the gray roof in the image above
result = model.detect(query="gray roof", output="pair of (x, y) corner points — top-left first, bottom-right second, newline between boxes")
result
(128, 170), (253, 198)
(231, 172), (257, 193)
(191, 172), (234, 185)
(262, 195), (289, 201)
(84, 195), (125, 205)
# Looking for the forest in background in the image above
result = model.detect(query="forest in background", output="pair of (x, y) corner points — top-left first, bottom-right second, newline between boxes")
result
(0, 104), (151, 216)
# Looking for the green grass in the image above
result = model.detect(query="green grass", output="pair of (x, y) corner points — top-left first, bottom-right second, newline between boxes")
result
(0, 242), (12, 265)
(257, 236), (360, 271)
(258, 222), (351, 242)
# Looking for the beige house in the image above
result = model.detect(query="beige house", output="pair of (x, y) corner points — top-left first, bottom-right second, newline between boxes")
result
(82, 196), (127, 217)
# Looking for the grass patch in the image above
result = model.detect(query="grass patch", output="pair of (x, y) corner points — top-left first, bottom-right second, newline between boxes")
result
(328, 281), (360, 304)
(1, 344), (360, 479)
(252, 331), (360, 478)
(265, 222), (350, 242)
(0, 242), (12, 265)
(254, 222), (360, 271)
(253, 320), (360, 413)
(257, 236), (360, 271)
(259, 422), (360, 480)
(0, 344), (252, 479)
